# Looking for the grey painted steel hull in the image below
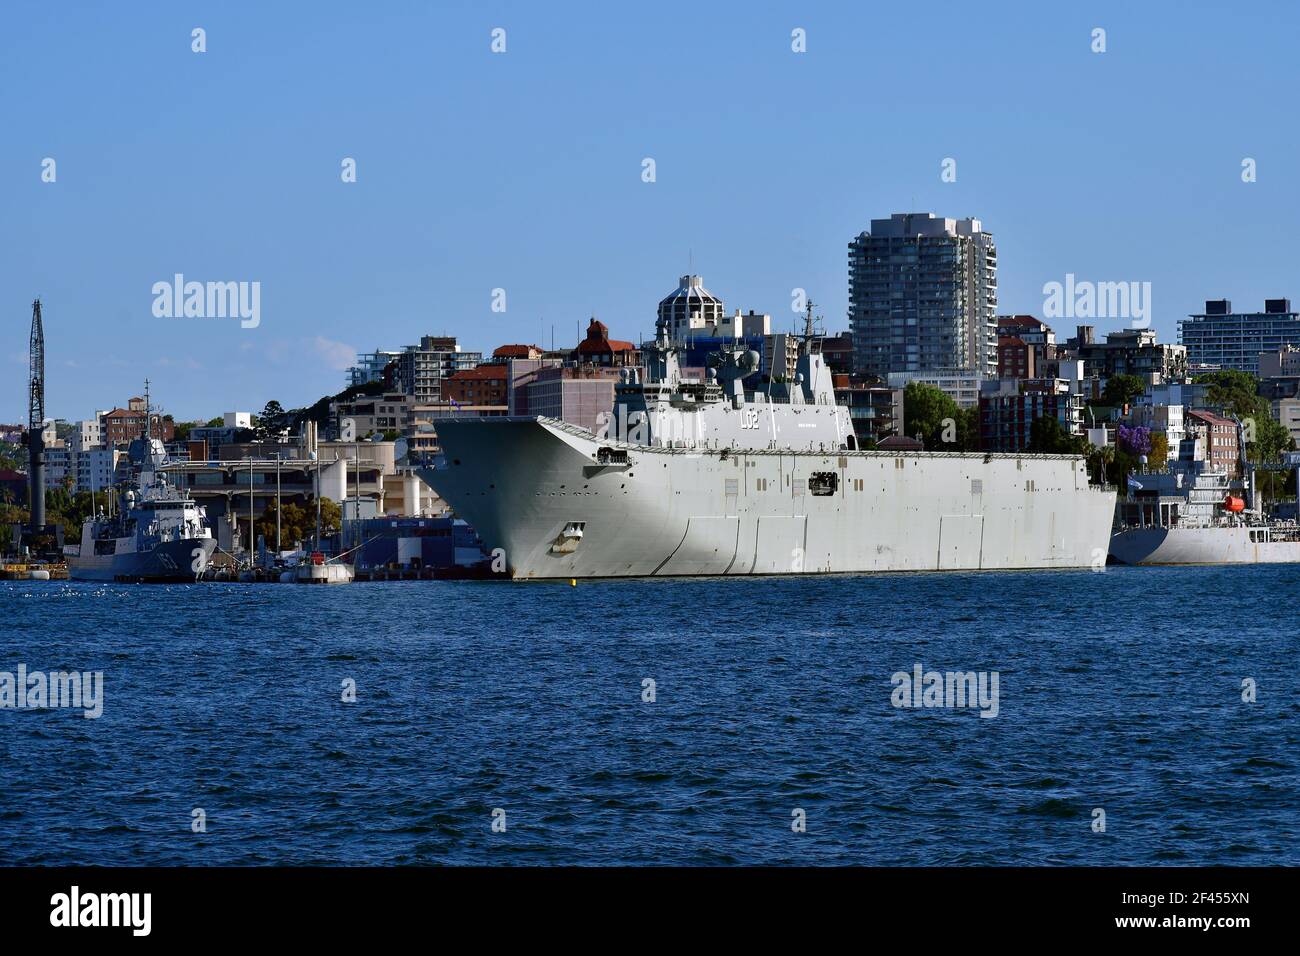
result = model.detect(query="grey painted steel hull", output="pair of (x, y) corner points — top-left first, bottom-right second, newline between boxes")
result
(419, 417), (1116, 580)
(69, 537), (217, 582)
(1109, 526), (1300, 565)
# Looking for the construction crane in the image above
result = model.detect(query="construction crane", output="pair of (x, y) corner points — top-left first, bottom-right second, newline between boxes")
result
(28, 298), (45, 530)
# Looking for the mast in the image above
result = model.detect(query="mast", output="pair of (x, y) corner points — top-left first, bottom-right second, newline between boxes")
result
(28, 299), (45, 530)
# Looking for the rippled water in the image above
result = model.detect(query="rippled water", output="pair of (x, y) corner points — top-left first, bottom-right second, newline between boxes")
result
(1, 566), (1297, 865)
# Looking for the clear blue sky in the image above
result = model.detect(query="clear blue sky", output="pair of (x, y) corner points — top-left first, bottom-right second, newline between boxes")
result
(4, 0), (1297, 422)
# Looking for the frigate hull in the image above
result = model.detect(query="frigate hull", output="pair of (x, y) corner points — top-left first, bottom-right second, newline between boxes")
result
(69, 537), (217, 583)
(419, 418), (1116, 580)
(1109, 526), (1300, 565)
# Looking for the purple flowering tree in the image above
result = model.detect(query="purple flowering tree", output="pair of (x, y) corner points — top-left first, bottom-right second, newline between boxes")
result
(1117, 423), (1152, 457)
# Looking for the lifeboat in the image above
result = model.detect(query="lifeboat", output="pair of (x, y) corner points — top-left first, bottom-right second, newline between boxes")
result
(1223, 495), (1246, 512)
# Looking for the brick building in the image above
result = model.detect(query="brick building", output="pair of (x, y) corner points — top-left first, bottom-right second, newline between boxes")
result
(979, 379), (1085, 452)
(102, 397), (174, 447)
(574, 318), (639, 367)
(997, 335), (1035, 380)
(1186, 408), (1240, 478)
(444, 365), (509, 406)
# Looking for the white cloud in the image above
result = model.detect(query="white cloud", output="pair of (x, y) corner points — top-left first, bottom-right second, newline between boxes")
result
(310, 336), (356, 371)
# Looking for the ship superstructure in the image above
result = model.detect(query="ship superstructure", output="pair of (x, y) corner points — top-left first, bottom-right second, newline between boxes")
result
(1109, 431), (1300, 565)
(419, 310), (1116, 579)
(67, 436), (216, 582)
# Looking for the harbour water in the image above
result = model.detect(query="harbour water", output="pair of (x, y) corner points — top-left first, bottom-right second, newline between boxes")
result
(2, 566), (1297, 866)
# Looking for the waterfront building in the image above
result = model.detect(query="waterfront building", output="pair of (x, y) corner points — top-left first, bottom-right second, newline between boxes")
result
(102, 396), (174, 447)
(1185, 408), (1240, 478)
(1259, 345), (1300, 380)
(848, 212), (998, 380)
(979, 378), (1085, 452)
(45, 439), (72, 489)
(1060, 326), (1187, 384)
(346, 349), (402, 388)
(489, 344), (544, 363)
(997, 335), (1035, 380)
(166, 429), (438, 550)
(1271, 397), (1300, 449)
(343, 515), (488, 573)
(393, 336), (482, 403)
(1125, 383), (1206, 459)
(820, 332), (854, 375)
(1180, 299), (1300, 374)
(68, 419), (104, 453)
(74, 447), (119, 493)
(997, 315), (1056, 360)
(504, 358), (563, 416)
(527, 366), (625, 434)
(1257, 346), (1300, 410)
(191, 412), (255, 454)
(764, 332), (800, 383)
(574, 318), (639, 367)
(1124, 403), (1185, 464)
(886, 369), (982, 410)
(832, 375), (904, 446)
(1134, 382), (1211, 412)
(443, 365), (509, 407)
(331, 392), (419, 439)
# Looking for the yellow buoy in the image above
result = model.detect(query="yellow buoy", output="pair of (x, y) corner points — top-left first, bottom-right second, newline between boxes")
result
(569, 578), (576, 587)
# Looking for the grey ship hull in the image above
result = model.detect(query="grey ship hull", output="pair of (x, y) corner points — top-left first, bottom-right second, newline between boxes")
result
(419, 417), (1116, 580)
(1109, 526), (1300, 565)
(69, 537), (217, 583)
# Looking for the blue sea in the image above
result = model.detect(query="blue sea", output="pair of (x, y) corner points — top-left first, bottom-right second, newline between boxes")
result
(1, 566), (1297, 866)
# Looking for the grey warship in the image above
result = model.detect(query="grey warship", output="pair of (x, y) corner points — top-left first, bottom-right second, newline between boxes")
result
(1110, 430), (1300, 565)
(67, 437), (216, 583)
(419, 315), (1116, 579)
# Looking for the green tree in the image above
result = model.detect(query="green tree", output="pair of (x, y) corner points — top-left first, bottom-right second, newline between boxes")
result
(1101, 374), (1147, 409)
(903, 382), (962, 450)
(1029, 415), (1089, 455)
(1148, 432), (1169, 472)
(254, 496), (341, 550)
(257, 400), (288, 440)
(1195, 369), (1257, 410)
(1189, 370), (1292, 463)
(1087, 443), (1115, 485)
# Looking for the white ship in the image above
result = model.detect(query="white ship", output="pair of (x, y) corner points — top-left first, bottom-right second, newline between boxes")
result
(419, 318), (1116, 579)
(1109, 433), (1300, 565)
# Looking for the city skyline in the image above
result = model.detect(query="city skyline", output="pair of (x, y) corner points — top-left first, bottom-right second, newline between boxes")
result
(5, 0), (1299, 421)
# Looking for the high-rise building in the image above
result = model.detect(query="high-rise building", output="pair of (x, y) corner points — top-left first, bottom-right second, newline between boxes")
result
(848, 212), (998, 380)
(394, 337), (482, 403)
(1179, 299), (1300, 373)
